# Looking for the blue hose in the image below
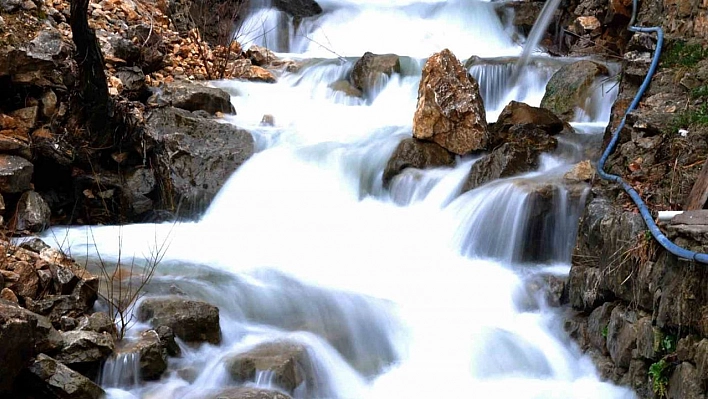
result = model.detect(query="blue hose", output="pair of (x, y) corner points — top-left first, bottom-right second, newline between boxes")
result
(596, 0), (708, 262)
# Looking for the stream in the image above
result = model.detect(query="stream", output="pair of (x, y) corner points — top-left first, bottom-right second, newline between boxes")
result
(43, 0), (636, 397)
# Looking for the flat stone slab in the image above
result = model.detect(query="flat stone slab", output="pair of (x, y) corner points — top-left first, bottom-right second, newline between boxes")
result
(671, 211), (708, 226)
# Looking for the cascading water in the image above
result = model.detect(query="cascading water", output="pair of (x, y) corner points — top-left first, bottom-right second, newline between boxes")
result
(42, 0), (634, 398)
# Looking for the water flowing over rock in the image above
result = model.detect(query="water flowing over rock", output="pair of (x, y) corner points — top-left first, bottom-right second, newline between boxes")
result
(211, 387), (293, 399)
(489, 100), (565, 146)
(462, 125), (557, 193)
(413, 49), (488, 155)
(228, 341), (312, 395)
(119, 329), (168, 380)
(14, 190), (52, 232)
(382, 138), (455, 187)
(18, 354), (105, 399)
(147, 80), (236, 115)
(350, 52), (401, 97)
(540, 60), (609, 121)
(145, 107), (254, 217)
(273, 0), (322, 18)
(137, 296), (221, 344)
(53, 330), (115, 365)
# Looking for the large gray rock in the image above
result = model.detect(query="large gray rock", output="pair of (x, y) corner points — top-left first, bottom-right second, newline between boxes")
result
(54, 330), (115, 365)
(586, 301), (616, 355)
(0, 299), (38, 393)
(20, 354), (105, 399)
(382, 138), (455, 187)
(0, 27), (71, 87)
(667, 362), (705, 399)
(0, 155), (33, 193)
(350, 52), (400, 97)
(146, 107), (254, 217)
(461, 125), (557, 193)
(137, 296), (221, 344)
(413, 49), (488, 155)
(228, 341), (311, 395)
(606, 304), (638, 369)
(490, 101), (565, 147)
(14, 190), (52, 232)
(540, 61), (609, 121)
(212, 387), (293, 399)
(119, 329), (167, 380)
(149, 80), (235, 115)
(273, 0), (322, 18)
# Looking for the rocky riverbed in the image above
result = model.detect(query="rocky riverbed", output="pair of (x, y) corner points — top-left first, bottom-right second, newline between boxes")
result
(1, 0), (707, 396)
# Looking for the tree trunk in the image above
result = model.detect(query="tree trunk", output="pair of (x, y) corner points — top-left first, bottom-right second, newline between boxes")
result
(70, 0), (114, 148)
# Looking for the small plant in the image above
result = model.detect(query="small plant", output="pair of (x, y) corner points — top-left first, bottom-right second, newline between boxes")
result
(673, 102), (708, 129)
(662, 41), (708, 68)
(649, 359), (670, 398)
(661, 334), (677, 353)
(601, 325), (609, 338)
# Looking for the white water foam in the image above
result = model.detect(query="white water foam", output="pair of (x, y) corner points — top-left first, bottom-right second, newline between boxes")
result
(41, 0), (631, 398)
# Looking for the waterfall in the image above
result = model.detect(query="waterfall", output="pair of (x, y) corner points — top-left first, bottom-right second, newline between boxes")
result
(42, 0), (632, 398)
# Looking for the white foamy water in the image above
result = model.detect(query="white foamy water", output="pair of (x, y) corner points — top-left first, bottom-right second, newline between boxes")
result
(41, 0), (629, 398)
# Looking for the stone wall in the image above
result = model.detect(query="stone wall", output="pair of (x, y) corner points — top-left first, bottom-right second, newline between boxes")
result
(566, 0), (708, 395)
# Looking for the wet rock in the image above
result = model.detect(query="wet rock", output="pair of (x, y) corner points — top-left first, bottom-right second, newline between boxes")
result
(60, 316), (78, 331)
(350, 52), (401, 96)
(19, 354), (105, 399)
(146, 107), (254, 217)
(0, 288), (18, 303)
(107, 35), (141, 65)
(148, 80), (235, 115)
(137, 296), (221, 344)
(413, 49), (488, 155)
(568, 264), (611, 311)
(382, 138), (455, 187)
(40, 90), (58, 118)
(54, 330), (115, 365)
(587, 302), (616, 354)
(0, 155), (33, 193)
(667, 362), (705, 399)
(211, 387), (293, 399)
(461, 126), (557, 193)
(156, 325), (180, 357)
(14, 190), (52, 232)
(490, 101), (564, 146)
(677, 335), (700, 363)
(0, 299), (38, 393)
(329, 80), (363, 98)
(3, 260), (39, 298)
(9, 106), (39, 131)
(77, 312), (115, 335)
(695, 339), (708, 382)
(246, 45), (277, 67)
(114, 67), (147, 100)
(126, 24), (166, 73)
(606, 304), (638, 368)
(540, 60), (609, 121)
(120, 330), (167, 380)
(228, 341), (311, 394)
(273, 0), (322, 18)
(564, 160), (595, 182)
(126, 168), (156, 196)
(25, 294), (94, 326)
(634, 316), (660, 360)
(497, 1), (545, 33)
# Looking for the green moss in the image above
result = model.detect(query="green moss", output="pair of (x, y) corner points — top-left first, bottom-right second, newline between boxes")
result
(662, 41), (708, 68)
(673, 102), (708, 129)
(691, 85), (708, 99)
